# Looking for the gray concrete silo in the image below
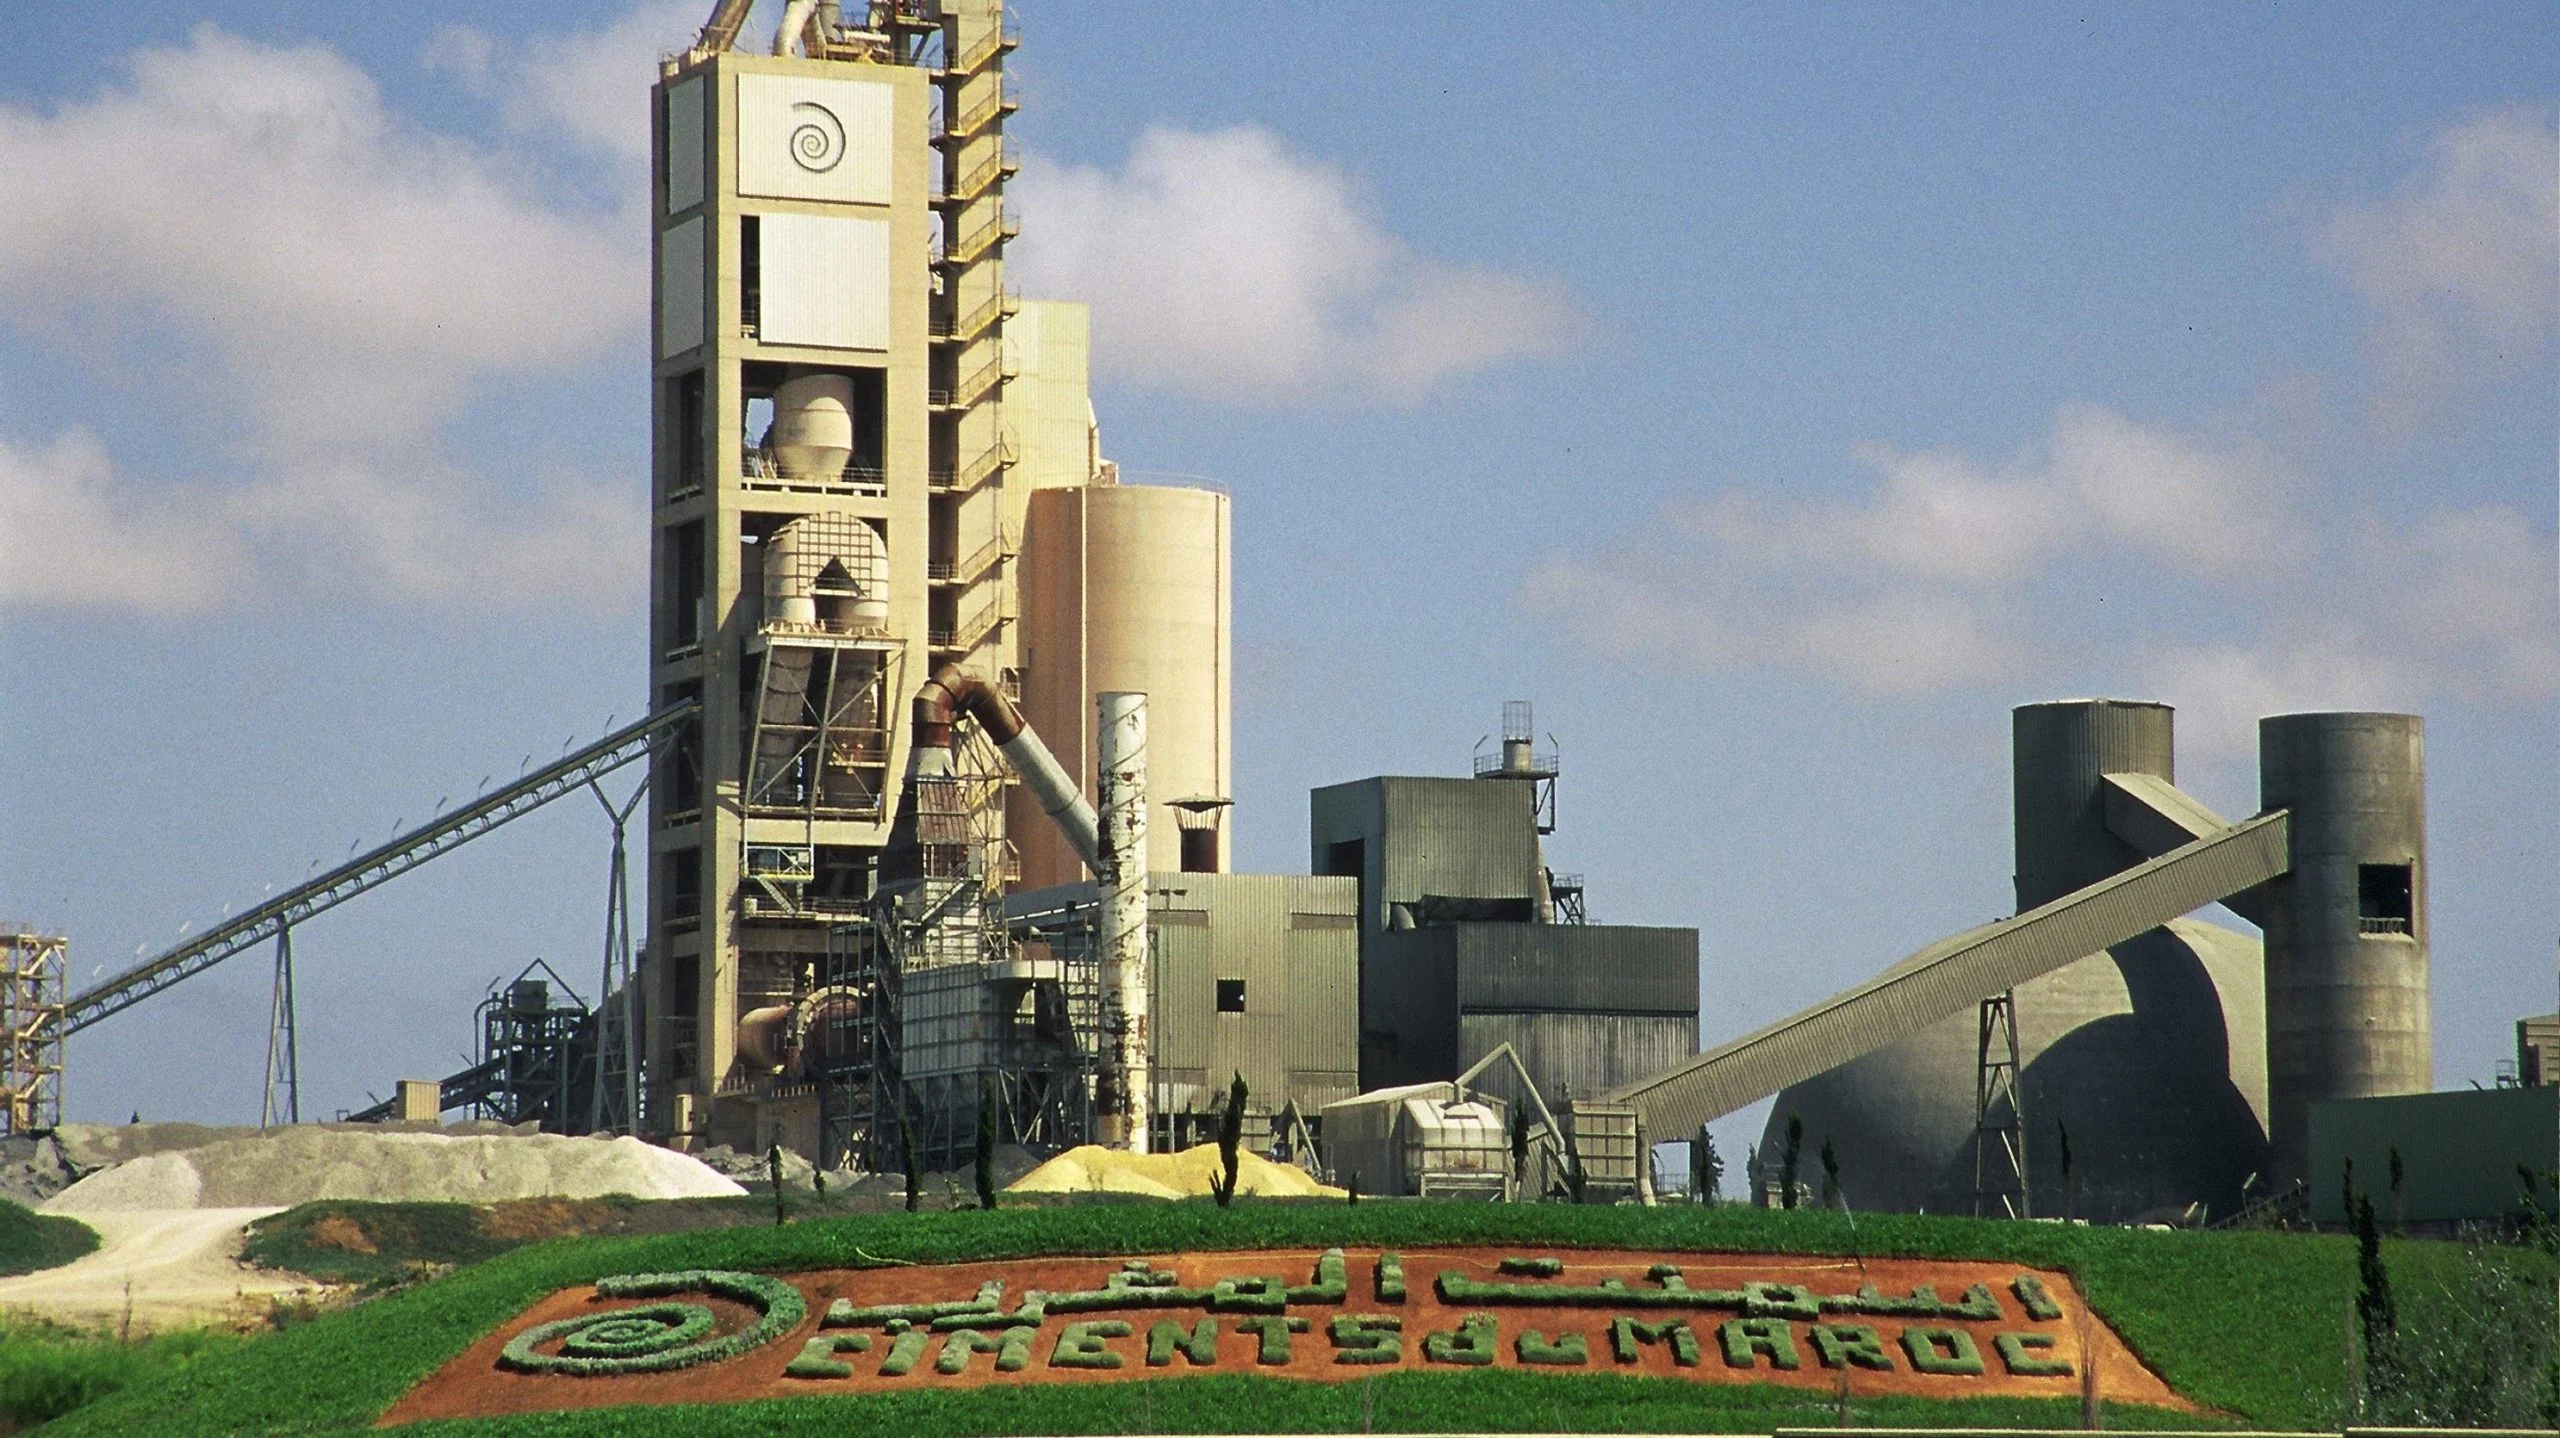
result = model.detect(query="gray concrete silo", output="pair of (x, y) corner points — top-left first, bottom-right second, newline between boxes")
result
(1759, 700), (2268, 1220)
(2257, 712), (2428, 1187)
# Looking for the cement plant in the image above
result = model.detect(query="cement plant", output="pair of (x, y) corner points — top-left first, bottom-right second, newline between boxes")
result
(2, 6), (2553, 1400)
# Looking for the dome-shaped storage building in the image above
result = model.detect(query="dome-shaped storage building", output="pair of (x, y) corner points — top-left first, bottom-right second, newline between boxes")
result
(1758, 700), (2271, 1221)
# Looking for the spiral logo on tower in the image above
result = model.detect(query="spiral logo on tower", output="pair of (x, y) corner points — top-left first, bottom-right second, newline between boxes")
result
(787, 101), (847, 173)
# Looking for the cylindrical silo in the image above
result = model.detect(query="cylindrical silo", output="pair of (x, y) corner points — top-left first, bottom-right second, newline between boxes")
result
(2258, 712), (2428, 1187)
(1760, 699), (2268, 1221)
(1012, 482), (1230, 891)
(2012, 699), (2175, 909)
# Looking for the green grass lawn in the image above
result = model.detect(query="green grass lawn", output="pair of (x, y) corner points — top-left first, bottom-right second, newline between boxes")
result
(0, 1196), (94, 1278)
(41, 1199), (2554, 1436)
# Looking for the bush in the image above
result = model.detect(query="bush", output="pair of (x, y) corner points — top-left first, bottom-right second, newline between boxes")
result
(0, 1198), (95, 1277)
(0, 1320), (242, 1428)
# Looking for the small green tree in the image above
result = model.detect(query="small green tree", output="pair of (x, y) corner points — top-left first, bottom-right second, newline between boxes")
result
(898, 1108), (921, 1213)
(1563, 1122), (1588, 1205)
(1780, 1113), (1804, 1211)
(1210, 1071), (1248, 1208)
(2342, 1154), (2357, 1232)
(974, 1076), (1000, 1210)
(1693, 1125), (1724, 1204)
(1818, 1136), (1842, 1210)
(2355, 1192), (2398, 1402)
(767, 1143), (787, 1227)
(1510, 1106), (1530, 1192)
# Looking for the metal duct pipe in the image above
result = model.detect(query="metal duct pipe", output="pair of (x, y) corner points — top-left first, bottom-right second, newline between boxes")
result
(1096, 691), (1150, 1152)
(735, 1004), (795, 1073)
(770, 0), (820, 54)
(912, 664), (1101, 872)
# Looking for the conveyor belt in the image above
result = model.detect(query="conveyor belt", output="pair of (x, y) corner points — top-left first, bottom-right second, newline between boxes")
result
(59, 704), (697, 1036)
(1605, 809), (2291, 1136)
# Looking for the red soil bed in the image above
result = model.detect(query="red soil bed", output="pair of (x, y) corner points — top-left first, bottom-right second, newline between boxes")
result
(382, 1247), (2191, 1426)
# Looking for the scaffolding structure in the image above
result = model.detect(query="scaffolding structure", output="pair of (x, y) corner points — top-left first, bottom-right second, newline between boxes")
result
(1973, 989), (2029, 1218)
(817, 874), (1101, 1174)
(1, 928), (65, 1136)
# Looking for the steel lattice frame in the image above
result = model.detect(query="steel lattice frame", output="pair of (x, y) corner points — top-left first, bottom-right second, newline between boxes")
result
(1, 929), (66, 1135)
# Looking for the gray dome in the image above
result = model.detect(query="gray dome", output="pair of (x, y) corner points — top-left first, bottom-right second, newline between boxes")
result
(1759, 918), (2268, 1222)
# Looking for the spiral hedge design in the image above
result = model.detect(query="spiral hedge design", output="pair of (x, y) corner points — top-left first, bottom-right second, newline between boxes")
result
(500, 1270), (808, 1377)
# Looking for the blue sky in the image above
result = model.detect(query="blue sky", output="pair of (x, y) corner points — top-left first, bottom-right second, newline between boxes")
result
(1, 4), (2550, 1158)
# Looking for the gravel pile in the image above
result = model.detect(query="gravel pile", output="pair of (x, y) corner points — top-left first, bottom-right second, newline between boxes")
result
(1008, 1143), (1341, 1200)
(42, 1128), (745, 1212)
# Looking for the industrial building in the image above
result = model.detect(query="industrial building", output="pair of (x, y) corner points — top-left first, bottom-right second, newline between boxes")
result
(1739, 700), (2429, 1222)
(10, 3), (2503, 1235)
(639, 0), (1233, 1159)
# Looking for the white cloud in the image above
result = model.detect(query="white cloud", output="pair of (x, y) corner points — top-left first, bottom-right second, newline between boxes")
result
(1011, 125), (1580, 403)
(0, 24), (647, 615)
(0, 431), (241, 614)
(1524, 402), (2557, 715)
(2315, 105), (2558, 435)
(1528, 107), (2559, 729)
(500, 0), (702, 167)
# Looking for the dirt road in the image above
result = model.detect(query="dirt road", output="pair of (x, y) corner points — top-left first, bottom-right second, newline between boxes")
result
(0, 1207), (324, 1331)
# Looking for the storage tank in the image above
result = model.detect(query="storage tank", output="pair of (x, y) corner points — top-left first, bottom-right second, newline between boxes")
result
(765, 372), (856, 481)
(764, 513), (888, 632)
(1758, 700), (2269, 1221)
(1013, 482), (1231, 890)
(2258, 711), (2427, 1187)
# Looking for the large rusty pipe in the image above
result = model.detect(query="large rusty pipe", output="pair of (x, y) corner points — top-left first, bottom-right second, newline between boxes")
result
(912, 664), (1102, 872)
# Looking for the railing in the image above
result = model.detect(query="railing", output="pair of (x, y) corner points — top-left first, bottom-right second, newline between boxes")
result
(929, 438), (1011, 493)
(738, 449), (890, 497)
(932, 355), (1004, 411)
(933, 83), (1018, 146)
(935, 142), (1018, 207)
(927, 528), (1016, 585)
(935, 206), (1017, 269)
(938, 18), (1020, 77)
(2358, 915), (2412, 935)
(930, 288), (1016, 342)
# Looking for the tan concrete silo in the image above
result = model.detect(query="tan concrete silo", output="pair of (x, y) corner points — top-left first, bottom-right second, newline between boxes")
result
(1012, 481), (1231, 892)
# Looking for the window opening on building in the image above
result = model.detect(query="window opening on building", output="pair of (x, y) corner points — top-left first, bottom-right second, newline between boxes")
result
(2357, 862), (2413, 935)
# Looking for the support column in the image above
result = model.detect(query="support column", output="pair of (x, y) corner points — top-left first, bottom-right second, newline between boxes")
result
(1096, 691), (1149, 1151)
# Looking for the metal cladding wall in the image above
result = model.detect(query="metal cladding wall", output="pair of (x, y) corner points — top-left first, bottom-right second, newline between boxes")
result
(2309, 1085), (2556, 1225)
(1016, 483), (1232, 891)
(1308, 777), (1543, 939)
(1148, 872), (1360, 1122)
(1760, 699), (2269, 1222)
(2260, 712), (2429, 1186)
(1365, 923), (1699, 1105)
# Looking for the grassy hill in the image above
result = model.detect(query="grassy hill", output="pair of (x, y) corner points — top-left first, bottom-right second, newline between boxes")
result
(0, 1197), (94, 1277)
(43, 1199), (2557, 1435)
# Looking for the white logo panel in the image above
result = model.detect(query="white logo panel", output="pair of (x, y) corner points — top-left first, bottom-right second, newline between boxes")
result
(737, 74), (892, 205)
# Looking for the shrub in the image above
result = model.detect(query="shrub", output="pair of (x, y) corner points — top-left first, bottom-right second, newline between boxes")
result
(1900, 1326), (1986, 1376)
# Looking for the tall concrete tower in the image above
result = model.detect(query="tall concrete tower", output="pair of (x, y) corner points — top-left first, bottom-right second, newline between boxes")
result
(2258, 712), (2428, 1186)
(644, 2), (1020, 1153)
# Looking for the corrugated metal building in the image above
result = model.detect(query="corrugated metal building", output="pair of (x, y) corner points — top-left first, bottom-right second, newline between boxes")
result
(2309, 1085), (2558, 1226)
(1309, 775), (1699, 1112)
(1365, 923), (1699, 1103)
(1002, 871), (1360, 1149)
(1149, 872), (1361, 1135)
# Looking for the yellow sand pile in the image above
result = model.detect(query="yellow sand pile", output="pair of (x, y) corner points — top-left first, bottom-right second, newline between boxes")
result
(1006, 1144), (1343, 1200)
